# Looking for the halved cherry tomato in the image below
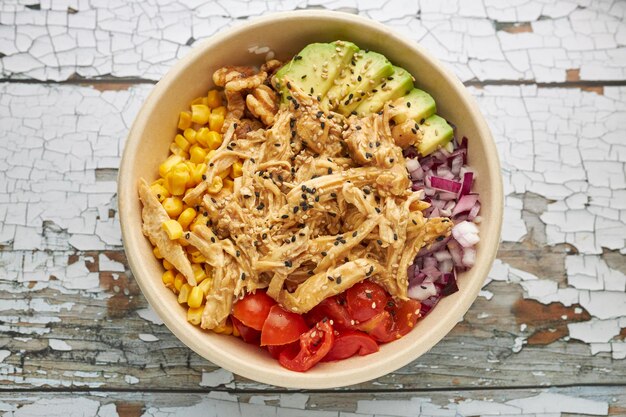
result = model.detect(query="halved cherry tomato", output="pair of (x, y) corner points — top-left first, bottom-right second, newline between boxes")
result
(266, 341), (298, 359)
(232, 291), (276, 331)
(321, 330), (379, 362)
(357, 310), (397, 343)
(278, 320), (335, 372)
(231, 315), (261, 344)
(261, 305), (309, 346)
(387, 298), (422, 336)
(305, 295), (355, 330)
(346, 281), (387, 322)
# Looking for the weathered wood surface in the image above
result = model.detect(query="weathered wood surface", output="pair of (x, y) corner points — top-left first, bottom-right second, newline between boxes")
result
(0, 0), (625, 415)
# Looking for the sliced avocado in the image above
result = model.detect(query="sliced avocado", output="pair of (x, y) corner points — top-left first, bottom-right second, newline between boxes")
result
(352, 66), (414, 116)
(417, 115), (454, 156)
(324, 51), (394, 114)
(390, 88), (436, 123)
(272, 41), (359, 102)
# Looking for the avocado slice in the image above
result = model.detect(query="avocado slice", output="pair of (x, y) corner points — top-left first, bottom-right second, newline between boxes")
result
(390, 88), (436, 124)
(352, 66), (414, 116)
(272, 41), (359, 102)
(417, 115), (454, 156)
(324, 50), (394, 114)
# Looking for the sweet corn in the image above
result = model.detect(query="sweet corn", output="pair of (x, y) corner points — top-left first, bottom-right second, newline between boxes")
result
(207, 176), (223, 194)
(191, 263), (206, 283)
(162, 196), (183, 218)
(162, 219), (183, 240)
(178, 111), (192, 130)
(208, 112), (224, 132)
(150, 182), (170, 202)
(178, 283), (191, 304)
(194, 127), (210, 147)
(162, 270), (175, 287)
(183, 128), (198, 145)
(207, 90), (222, 108)
(205, 149), (217, 164)
(190, 163), (207, 184)
(189, 145), (207, 164)
(190, 212), (208, 232)
(174, 134), (190, 152)
(187, 286), (204, 308)
(153, 246), (163, 259)
(223, 177), (234, 192)
(218, 168), (231, 180)
(174, 273), (185, 292)
(191, 104), (210, 125)
(178, 207), (196, 230)
(205, 131), (222, 150)
(159, 154), (183, 178)
(198, 277), (213, 295)
(169, 142), (189, 159)
(187, 306), (203, 325)
(167, 170), (190, 196)
(191, 96), (207, 106)
(163, 259), (174, 270)
(231, 161), (243, 178)
(232, 323), (240, 337)
(213, 320), (234, 335)
(190, 252), (206, 264)
(212, 106), (227, 117)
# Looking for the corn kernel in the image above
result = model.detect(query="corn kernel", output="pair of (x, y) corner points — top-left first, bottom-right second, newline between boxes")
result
(162, 196), (183, 218)
(187, 286), (204, 308)
(183, 128), (198, 145)
(150, 182), (170, 202)
(213, 320), (234, 335)
(231, 321), (240, 337)
(195, 127), (210, 147)
(192, 263), (206, 283)
(190, 96), (206, 106)
(205, 149), (217, 164)
(189, 145), (207, 164)
(174, 273), (185, 292)
(153, 246), (163, 259)
(208, 113), (224, 132)
(174, 134), (190, 152)
(218, 168), (231, 180)
(231, 161), (243, 178)
(169, 142), (189, 159)
(162, 270), (175, 287)
(178, 111), (192, 130)
(163, 259), (174, 270)
(167, 170), (191, 196)
(191, 104), (210, 125)
(190, 212), (208, 232)
(207, 90), (222, 109)
(198, 277), (213, 296)
(207, 176), (223, 194)
(190, 163), (207, 184)
(159, 154), (183, 178)
(178, 207), (196, 230)
(162, 219), (183, 240)
(191, 252), (206, 264)
(205, 131), (222, 151)
(178, 283), (191, 304)
(223, 177), (234, 192)
(187, 306), (203, 325)
(212, 106), (227, 117)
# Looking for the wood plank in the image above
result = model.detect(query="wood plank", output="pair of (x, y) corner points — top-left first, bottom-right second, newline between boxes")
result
(0, 1), (624, 83)
(0, 387), (622, 416)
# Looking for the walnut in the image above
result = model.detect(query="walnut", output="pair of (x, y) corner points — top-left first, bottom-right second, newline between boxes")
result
(261, 59), (283, 75)
(246, 85), (279, 126)
(212, 66), (256, 87)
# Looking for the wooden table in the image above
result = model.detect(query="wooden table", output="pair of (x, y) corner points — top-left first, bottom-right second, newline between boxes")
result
(1, 1), (625, 415)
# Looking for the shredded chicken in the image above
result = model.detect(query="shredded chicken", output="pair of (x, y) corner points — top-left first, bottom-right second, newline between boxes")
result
(140, 62), (453, 330)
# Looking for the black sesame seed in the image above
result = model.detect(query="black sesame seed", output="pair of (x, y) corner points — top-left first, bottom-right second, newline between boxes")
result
(236, 250), (240, 257)
(291, 235), (296, 242)
(281, 214), (289, 219)
(356, 125), (362, 130)
(352, 231), (358, 237)
(336, 277), (342, 284)
(334, 241), (339, 246)
(363, 188), (371, 195)
(293, 206), (299, 213)
(256, 203), (265, 210)
(420, 118), (425, 124)
(321, 251), (328, 257)
(436, 235), (445, 241)
(284, 260), (292, 267)
(262, 233), (267, 239)
(210, 237), (216, 243)
(394, 234), (398, 241)
(241, 273), (246, 280)
(407, 102), (411, 107)
(327, 167), (333, 174)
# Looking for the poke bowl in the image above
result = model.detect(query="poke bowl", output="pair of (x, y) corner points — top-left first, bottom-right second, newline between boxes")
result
(118, 10), (503, 389)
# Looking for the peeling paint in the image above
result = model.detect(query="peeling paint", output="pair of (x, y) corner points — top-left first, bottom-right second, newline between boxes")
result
(199, 369), (234, 387)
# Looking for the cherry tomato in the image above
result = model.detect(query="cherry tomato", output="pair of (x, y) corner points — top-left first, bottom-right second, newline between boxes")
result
(357, 310), (397, 343)
(231, 315), (261, 344)
(321, 330), (379, 362)
(278, 320), (335, 372)
(232, 291), (276, 331)
(305, 295), (355, 330)
(387, 298), (422, 336)
(261, 305), (309, 346)
(346, 281), (387, 322)
(266, 341), (298, 359)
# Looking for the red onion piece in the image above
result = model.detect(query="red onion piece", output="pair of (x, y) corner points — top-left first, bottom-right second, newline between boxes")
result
(452, 194), (479, 217)
(430, 176), (462, 193)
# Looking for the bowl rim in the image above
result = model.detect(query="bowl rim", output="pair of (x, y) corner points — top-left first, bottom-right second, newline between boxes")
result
(118, 9), (503, 389)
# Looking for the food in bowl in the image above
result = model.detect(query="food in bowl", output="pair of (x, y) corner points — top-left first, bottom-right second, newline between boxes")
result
(138, 40), (481, 372)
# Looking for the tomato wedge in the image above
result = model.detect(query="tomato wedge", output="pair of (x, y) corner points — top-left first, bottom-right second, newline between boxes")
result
(231, 315), (261, 344)
(279, 320), (335, 372)
(346, 281), (387, 322)
(266, 341), (298, 359)
(232, 291), (276, 331)
(261, 305), (309, 346)
(387, 298), (422, 336)
(321, 330), (379, 362)
(305, 295), (355, 330)
(357, 310), (397, 343)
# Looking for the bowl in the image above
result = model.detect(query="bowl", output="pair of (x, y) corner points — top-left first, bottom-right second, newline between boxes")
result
(118, 10), (503, 389)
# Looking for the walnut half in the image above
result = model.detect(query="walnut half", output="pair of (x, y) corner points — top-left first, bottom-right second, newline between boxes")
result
(246, 85), (279, 126)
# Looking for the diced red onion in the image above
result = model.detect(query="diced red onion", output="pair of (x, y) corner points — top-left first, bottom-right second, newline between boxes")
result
(430, 176), (462, 193)
(447, 240), (463, 266)
(468, 202), (481, 220)
(462, 247), (477, 268)
(408, 281), (438, 301)
(459, 172), (473, 196)
(439, 259), (453, 273)
(451, 154), (463, 176)
(452, 221), (480, 248)
(452, 194), (479, 217)
(434, 250), (452, 262)
(406, 158), (420, 172)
